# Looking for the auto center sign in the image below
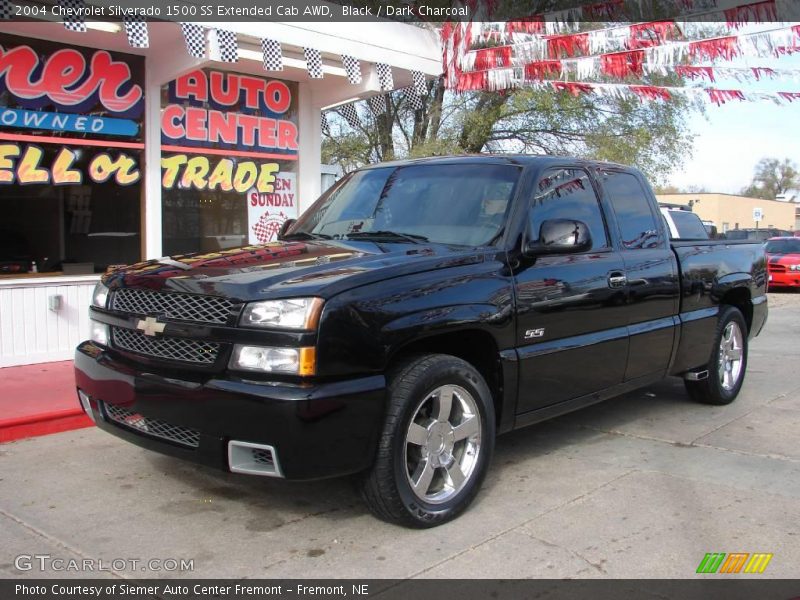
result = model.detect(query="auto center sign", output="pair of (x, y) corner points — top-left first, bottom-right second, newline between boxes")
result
(161, 68), (298, 196)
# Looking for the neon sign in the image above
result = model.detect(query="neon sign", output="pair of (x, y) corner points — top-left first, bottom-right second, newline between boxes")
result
(0, 44), (144, 118)
(163, 70), (298, 154)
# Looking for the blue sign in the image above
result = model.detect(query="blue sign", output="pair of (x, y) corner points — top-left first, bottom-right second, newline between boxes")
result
(0, 108), (139, 137)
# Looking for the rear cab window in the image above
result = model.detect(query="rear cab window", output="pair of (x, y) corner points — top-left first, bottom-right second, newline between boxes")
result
(667, 210), (709, 240)
(599, 170), (663, 250)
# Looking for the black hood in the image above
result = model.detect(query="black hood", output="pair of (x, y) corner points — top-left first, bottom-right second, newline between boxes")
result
(103, 240), (485, 302)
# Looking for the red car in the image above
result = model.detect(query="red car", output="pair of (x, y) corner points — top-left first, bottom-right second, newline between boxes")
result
(765, 237), (800, 289)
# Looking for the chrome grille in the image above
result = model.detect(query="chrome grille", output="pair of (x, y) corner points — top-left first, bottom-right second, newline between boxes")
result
(112, 327), (220, 364)
(112, 288), (232, 324)
(104, 402), (200, 448)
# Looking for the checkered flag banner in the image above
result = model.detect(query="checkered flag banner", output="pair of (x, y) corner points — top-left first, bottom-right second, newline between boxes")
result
(405, 88), (424, 111)
(376, 63), (393, 91)
(213, 29), (238, 63)
(304, 47), (323, 79)
(412, 71), (427, 96)
(339, 103), (361, 129)
(1, 0), (13, 21)
(58, 0), (87, 32)
(321, 112), (330, 136)
(368, 95), (388, 116)
(123, 15), (149, 49)
(180, 23), (206, 59)
(342, 55), (362, 85)
(262, 38), (283, 71)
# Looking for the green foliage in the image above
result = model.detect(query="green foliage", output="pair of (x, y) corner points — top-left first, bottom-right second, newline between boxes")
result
(740, 158), (799, 200)
(322, 76), (699, 187)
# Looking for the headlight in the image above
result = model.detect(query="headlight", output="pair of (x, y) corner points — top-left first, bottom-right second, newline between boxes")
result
(89, 320), (109, 346)
(790, 264), (799, 271)
(229, 345), (315, 375)
(92, 282), (109, 308)
(240, 298), (323, 329)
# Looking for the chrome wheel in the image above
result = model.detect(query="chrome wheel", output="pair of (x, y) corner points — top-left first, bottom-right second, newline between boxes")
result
(404, 384), (482, 504)
(718, 321), (744, 391)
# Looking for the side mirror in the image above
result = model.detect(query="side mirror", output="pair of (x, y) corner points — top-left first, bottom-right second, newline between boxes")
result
(277, 219), (297, 241)
(524, 219), (592, 256)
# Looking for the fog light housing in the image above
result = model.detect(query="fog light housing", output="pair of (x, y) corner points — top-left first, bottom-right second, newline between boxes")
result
(229, 345), (315, 375)
(78, 390), (96, 423)
(89, 320), (109, 346)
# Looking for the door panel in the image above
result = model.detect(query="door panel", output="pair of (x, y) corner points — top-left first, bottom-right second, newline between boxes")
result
(514, 251), (629, 413)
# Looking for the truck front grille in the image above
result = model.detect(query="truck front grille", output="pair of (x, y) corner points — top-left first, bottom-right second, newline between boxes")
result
(112, 327), (220, 364)
(111, 288), (233, 325)
(104, 402), (200, 448)
(769, 264), (786, 273)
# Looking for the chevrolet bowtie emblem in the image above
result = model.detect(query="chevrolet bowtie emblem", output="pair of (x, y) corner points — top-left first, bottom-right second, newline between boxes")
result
(136, 316), (166, 337)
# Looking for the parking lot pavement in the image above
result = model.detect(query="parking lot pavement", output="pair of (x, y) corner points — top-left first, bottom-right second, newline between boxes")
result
(2, 293), (799, 580)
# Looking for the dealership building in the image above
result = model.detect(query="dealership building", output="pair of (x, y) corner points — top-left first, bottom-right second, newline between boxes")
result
(0, 18), (440, 368)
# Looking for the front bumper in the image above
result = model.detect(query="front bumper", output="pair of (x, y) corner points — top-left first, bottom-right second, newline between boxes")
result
(74, 342), (386, 480)
(768, 272), (800, 287)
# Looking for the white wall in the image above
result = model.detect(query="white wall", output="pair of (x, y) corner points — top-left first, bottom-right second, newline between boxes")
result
(0, 276), (99, 368)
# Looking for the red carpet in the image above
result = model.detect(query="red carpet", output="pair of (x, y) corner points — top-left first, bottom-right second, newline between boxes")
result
(0, 361), (92, 443)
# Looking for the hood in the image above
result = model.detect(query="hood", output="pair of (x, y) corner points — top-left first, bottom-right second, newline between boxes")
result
(103, 240), (484, 301)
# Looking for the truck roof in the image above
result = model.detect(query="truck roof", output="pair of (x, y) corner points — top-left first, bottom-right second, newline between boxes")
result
(357, 154), (632, 171)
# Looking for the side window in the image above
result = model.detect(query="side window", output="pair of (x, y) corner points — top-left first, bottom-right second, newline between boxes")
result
(531, 168), (608, 251)
(601, 171), (662, 249)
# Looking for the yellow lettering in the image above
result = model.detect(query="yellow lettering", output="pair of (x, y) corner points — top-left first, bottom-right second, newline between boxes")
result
(207, 158), (234, 192)
(52, 148), (82, 185)
(17, 146), (50, 184)
(89, 153), (141, 186)
(180, 156), (210, 190)
(232, 161), (257, 193)
(0, 144), (20, 184)
(256, 163), (279, 193)
(161, 154), (187, 189)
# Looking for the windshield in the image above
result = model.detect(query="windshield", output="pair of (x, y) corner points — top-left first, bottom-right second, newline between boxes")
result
(765, 238), (800, 254)
(289, 164), (521, 246)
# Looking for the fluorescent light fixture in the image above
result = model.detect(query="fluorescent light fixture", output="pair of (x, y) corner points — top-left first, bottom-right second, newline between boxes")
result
(321, 97), (363, 110)
(237, 48), (348, 77)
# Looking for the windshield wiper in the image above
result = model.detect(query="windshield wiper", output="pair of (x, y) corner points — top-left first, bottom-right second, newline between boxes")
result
(281, 231), (332, 240)
(346, 230), (429, 244)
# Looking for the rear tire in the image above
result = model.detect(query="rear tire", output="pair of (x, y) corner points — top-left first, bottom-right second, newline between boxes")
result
(360, 354), (495, 528)
(684, 306), (748, 405)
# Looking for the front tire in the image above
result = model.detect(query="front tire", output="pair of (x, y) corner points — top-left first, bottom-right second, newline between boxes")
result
(360, 354), (495, 528)
(684, 306), (748, 405)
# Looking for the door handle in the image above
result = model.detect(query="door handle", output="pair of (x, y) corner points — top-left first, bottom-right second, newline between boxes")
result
(608, 272), (627, 288)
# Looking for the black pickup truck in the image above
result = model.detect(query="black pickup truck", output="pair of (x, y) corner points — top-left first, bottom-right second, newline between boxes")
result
(75, 156), (768, 527)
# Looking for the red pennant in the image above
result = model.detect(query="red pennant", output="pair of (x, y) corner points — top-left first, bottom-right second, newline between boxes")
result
(524, 60), (562, 80)
(472, 46), (512, 70)
(628, 21), (678, 50)
(506, 16), (544, 35)
(552, 81), (594, 97)
(675, 65), (715, 82)
(751, 67), (776, 80)
(455, 71), (488, 92)
(778, 92), (800, 102)
(689, 37), (740, 61)
(724, 0), (776, 28)
(600, 50), (645, 78)
(630, 86), (671, 101)
(547, 33), (590, 58)
(706, 89), (746, 106)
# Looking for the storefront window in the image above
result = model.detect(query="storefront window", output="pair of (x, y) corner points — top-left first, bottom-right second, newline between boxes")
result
(160, 68), (299, 256)
(0, 34), (144, 276)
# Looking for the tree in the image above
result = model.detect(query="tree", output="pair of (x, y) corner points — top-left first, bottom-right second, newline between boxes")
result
(741, 158), (799, 200)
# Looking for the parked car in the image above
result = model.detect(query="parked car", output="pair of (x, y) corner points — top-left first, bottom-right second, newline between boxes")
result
(727, 228), (792, 242)
(75, 156), (768, 527)
(765, 236), (800, 289)
(659, 205), (710, 240)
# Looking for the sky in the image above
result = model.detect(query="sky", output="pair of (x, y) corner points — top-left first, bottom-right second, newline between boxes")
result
(666, 39), (800, 196)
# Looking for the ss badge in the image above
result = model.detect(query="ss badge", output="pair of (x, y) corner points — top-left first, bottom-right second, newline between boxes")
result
(525, 328), (545, 340)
